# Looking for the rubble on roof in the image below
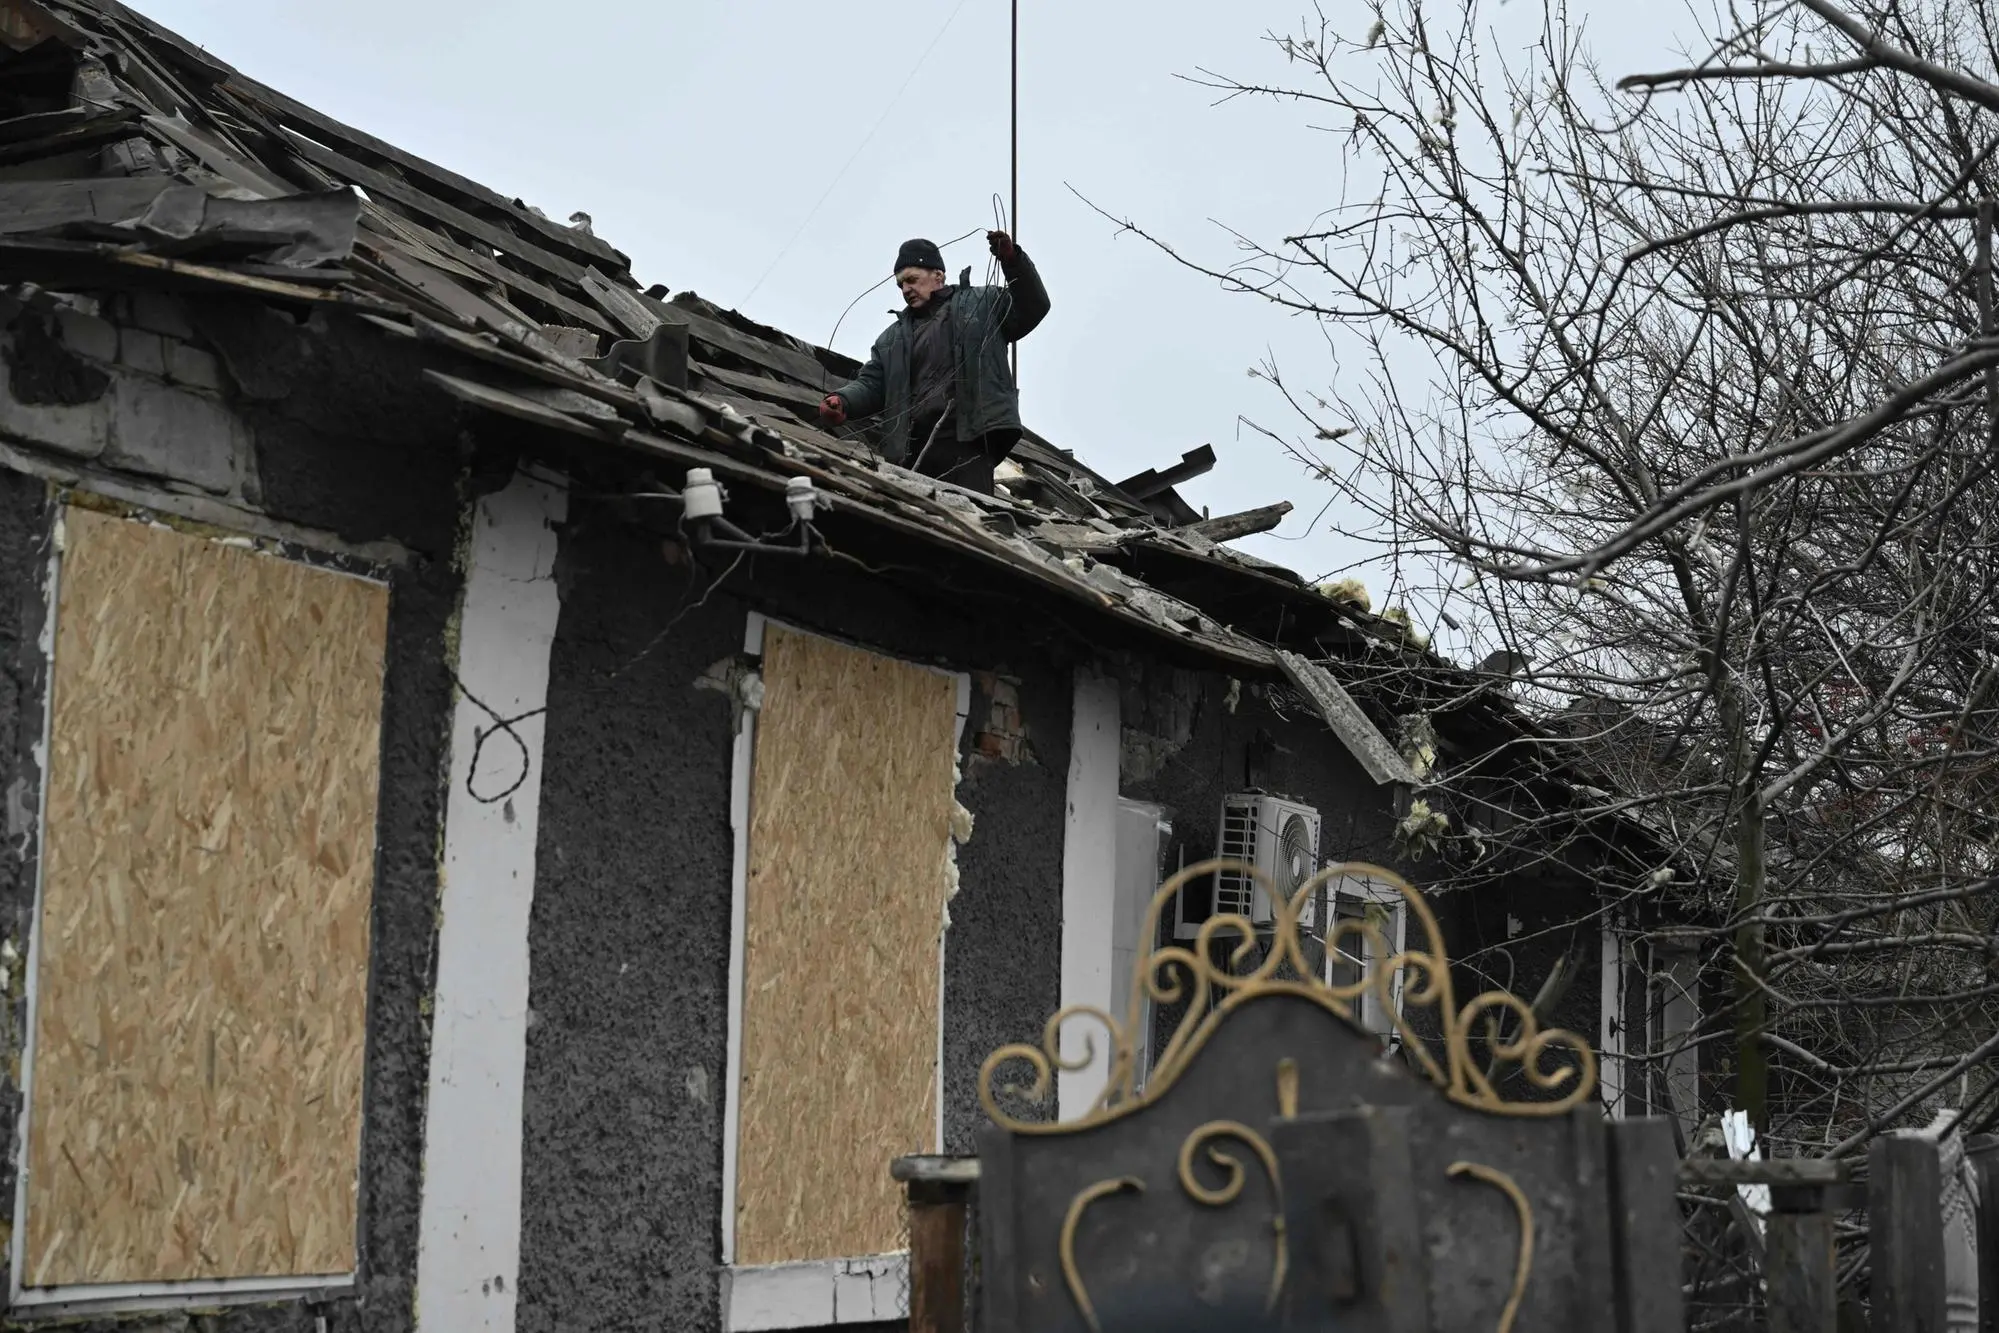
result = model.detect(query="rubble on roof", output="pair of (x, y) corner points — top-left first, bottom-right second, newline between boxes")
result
(0, 0), (1330, 669)
(0, 0), (1693, 865)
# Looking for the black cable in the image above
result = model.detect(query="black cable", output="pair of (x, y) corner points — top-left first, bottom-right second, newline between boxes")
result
(450, 671), (545, 806)
(610, 548), (749, 680)
(739, 0), (977, 309)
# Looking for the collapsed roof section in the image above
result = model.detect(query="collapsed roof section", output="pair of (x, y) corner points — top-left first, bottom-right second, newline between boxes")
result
(0, 0), (1402, 668)
(0, 0), (1683, 866)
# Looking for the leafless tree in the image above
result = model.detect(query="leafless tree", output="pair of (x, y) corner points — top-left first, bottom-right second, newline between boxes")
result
(1095, 0), (1999, 1179)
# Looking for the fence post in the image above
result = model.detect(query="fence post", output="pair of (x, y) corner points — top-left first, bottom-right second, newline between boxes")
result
(1607, 1117), (1685, 1333)
(1767, 1181), (1837, 1333)
(1870, 1134), (1946, 1333)
(1969, 1136), (1998, 1333)
(895, 1155), (979, 1333)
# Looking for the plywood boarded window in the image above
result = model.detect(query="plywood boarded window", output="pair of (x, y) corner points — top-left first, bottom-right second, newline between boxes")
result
(22, 505), (389, 1289)
(734, 623), (960, 1265)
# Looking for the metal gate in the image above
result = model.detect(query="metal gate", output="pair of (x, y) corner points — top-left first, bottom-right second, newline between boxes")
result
(969, 861), (1685, 1332)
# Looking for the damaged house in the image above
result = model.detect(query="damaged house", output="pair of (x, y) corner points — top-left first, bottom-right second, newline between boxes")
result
(0, 2), (1700, 1330)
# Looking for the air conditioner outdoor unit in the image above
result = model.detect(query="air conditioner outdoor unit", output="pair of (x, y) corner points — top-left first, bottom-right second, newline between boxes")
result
(1210, 792), (1322, 927)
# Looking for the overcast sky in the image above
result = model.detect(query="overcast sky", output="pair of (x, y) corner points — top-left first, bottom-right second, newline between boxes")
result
(144, 0), (1697, 599)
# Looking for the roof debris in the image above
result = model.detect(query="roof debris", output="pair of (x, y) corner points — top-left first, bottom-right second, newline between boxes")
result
(0, 0), (1671, 843)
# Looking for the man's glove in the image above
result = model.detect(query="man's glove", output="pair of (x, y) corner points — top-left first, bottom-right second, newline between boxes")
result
(987, 230), (1017, 262)
(817, 394), (847, 427)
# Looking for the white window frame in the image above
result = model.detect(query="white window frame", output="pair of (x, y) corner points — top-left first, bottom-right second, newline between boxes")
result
(1648, 941), (1701, 1133)
(1321, 872), (1409, 1039)
(1111, 799), (1171, 1091)
(1601, 918), (1631, 1118)
(719, 613), (970, 1331)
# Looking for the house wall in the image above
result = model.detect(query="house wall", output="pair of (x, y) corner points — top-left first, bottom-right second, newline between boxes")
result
(0, 290), (1090, 1333)
(512, 503), (1071, 1333)
(0, 291), (463, 1330)
(0, 287), (1536, 1333)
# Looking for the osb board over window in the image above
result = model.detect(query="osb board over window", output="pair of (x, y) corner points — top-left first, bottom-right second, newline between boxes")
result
(24, 506), (389, 1288)
(735, 624), (960, 1265)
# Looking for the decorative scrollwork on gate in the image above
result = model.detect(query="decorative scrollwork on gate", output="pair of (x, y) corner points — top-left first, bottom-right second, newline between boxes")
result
(1448, 1161), (1536, 1333)
(979, 860), (1597, 1132)
(1060, 1175), (1147, 1333)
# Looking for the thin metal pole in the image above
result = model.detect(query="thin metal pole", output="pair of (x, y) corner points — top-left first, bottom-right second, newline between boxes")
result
(1009, 0), (1019, 384)
(1010, 0), (1019, 244)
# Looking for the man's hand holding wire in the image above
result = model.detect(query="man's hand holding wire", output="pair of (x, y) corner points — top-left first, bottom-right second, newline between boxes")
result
(818, 394), (847, 428)
(987, 229), (1017, 262)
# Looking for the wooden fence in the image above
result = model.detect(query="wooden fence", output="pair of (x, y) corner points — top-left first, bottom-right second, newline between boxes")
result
(897, 1132), (1999, 1332)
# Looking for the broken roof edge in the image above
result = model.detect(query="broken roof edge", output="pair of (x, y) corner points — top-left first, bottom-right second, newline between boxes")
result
(0, 0), (1667, 822)
(1276, 650), (1421, 787)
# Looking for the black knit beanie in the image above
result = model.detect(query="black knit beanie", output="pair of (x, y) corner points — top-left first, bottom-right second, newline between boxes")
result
(894, 238), (946, 273)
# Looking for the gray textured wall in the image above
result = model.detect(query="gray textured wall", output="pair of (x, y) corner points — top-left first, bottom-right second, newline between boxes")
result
(513, 503), (1070, 1333)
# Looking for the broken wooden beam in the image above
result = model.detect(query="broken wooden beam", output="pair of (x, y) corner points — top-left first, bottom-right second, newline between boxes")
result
(1115, 444), (1216, 498)
(1184, 500), (1293, 542)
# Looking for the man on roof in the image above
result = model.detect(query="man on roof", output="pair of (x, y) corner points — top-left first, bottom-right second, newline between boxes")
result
(818, 230), (1050, 495)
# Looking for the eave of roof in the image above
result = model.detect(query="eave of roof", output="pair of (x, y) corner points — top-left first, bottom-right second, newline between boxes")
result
(0, 0), (1702, 876)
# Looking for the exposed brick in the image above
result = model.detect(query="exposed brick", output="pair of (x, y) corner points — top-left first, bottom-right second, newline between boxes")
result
(102, 375), (249, 495)
(974, 731), (1022, 763)
(129, 290), (195, 340)
(119, 327), (166, 377)
(971, 673), (1029, 764)
(54, 308), (117, 362)
(165, 341), (222, 391)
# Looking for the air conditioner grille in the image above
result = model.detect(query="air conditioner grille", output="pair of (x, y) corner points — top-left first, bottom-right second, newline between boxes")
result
(1215, 800), (1258, 917)
(1275, 812), (1315, 898)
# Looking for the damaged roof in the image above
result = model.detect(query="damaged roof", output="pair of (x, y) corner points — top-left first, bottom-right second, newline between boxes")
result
(0, 0), (1395, 670)
(0, 0), (1680, 853)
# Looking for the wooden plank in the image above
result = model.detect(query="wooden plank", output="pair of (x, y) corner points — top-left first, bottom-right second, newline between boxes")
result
(670, 300), (832, 387)
(907, 1181), (969, 1333)
(279, 127), (595, 287)
(1182, 501), (1293, 542)
(360, 213), (619, 337)
(1570, 1106), (1621, 1331)
(1275, 649), (1421, 786)
(1607, 1118), (1686, 1333)
(423, 369), (620, 440)
(0, 240), (387, 309)
(703, 391), (802, 427)
(0, 106), (91, 144)
(223, 72), (631, 272)
(0, 110), (143, 165)
(891, 1155), (983, 1185)
(1767, 1211), (1838, 1333)
(25, 509), (386, 1284)
(1870, 1135), (1947, 1333)
(140, 111), (295, 198)
(1680, 1158), (1846, 1186)
(733, 625), (960, 1264)
(577, 266), (662, 341)
(357, 244), (554, 353)
(411, 317), (633, 411)
(695, 359), (829, 414)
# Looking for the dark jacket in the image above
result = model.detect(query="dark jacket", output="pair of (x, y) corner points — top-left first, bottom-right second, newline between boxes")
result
(830, 248), (1050, 462)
